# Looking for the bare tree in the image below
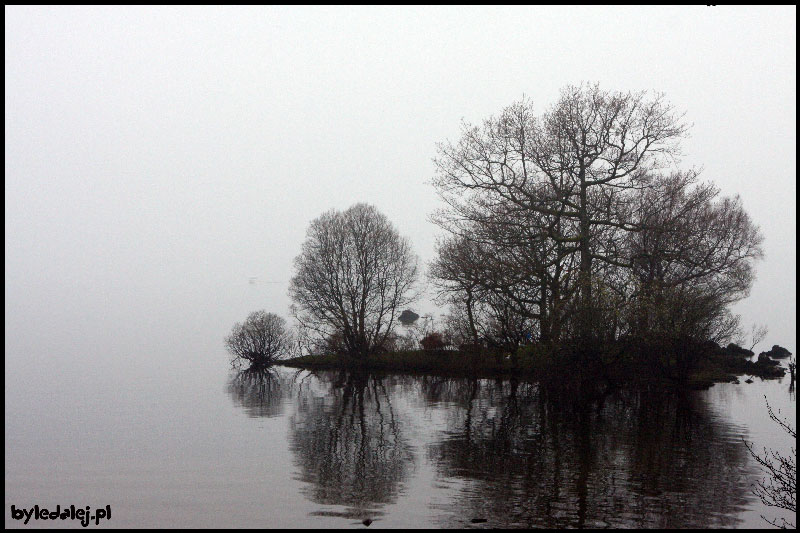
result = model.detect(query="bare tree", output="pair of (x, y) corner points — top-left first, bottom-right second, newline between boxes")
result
(433, 85), (689, 346)
(431, 86), (763, 365)
(289, 203), (418, 359)
(429, 234), (487, 347)
(743, 324), (770, 352)
(745, 398), (796, 529)
(225, 311), (292, 369)
(626, 171), (764, 345)
(430, 202), (574, 347)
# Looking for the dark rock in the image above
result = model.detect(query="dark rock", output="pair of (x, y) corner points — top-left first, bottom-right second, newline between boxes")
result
(725, 343), (754, 358)
(760, 345), (793, 359)
(470, 518), (488, 523)
(398, 309), (419, 326)
(748, 358), (785, 378)
(757, 353), (780, 366)
(362, 518), (372, 526)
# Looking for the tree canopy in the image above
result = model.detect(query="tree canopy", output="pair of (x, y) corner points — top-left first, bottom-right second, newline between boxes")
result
(430, 84), (764, 359)
(289, 203), (418, 358)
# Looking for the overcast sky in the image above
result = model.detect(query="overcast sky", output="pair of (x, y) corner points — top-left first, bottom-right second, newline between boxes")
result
(5, 6), (796, 370)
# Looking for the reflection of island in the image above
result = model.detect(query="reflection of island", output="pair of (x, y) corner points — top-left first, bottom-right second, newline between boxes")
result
(288, 371), (414, 520)
(226, 368), (292, 418)
(426, 379), (756, 528)
(226, 369), (759, 527)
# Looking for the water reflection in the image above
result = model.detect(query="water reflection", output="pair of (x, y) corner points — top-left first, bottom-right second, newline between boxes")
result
(227, 367), (293, 418)
(225, 370), (763, 528)
(288, 371), (415, 521)
(426, 380), (755, 528)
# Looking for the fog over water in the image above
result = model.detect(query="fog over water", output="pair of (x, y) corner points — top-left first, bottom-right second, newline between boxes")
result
(4, 6), (797, 528)
(5, 7), (796, 369)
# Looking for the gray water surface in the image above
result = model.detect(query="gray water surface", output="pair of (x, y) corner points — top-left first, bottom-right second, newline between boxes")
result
(5, 350), (796, 528)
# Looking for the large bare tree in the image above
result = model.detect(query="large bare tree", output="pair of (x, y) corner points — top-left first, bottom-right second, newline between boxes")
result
(433, 85), (688, 345)
(430, 84), (763, 364)
(289, 203), (418, 359)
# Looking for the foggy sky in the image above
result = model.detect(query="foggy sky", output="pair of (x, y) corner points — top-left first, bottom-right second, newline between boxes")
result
(5, 6), (796, 372)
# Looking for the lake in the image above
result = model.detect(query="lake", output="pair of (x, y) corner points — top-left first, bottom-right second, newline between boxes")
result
(5, 347), (796, 528)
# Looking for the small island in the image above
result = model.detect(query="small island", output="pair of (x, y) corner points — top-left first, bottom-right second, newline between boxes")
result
(227, 85), (793, 393)
(279, 340), (791, 390)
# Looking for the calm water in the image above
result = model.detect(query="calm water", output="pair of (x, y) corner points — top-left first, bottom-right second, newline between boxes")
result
(5, 352), (796, 528)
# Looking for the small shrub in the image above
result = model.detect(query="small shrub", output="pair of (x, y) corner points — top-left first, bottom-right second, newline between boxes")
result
(225, 311), (291, 369)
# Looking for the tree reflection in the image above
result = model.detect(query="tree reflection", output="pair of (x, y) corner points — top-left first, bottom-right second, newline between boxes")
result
(226, 368), (760, 527)
(227, 367), (292, 418)
(288, 371), (414, 519)
(427, 380), (755, 528)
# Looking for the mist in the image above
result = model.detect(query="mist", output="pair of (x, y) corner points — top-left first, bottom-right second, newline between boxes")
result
(5, 6), (796, 378)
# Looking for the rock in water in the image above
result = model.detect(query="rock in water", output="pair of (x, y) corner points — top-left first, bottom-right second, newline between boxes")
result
(398, 309), (419, 326)
(760, 345), (792, 359)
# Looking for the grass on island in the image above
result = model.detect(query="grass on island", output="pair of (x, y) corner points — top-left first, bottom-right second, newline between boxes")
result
(279, 342), (788, 389)
(281, 349), (526, 378)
